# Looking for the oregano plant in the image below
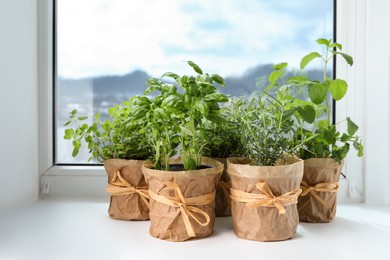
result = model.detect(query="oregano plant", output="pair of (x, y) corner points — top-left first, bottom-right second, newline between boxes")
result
(64, 99), (153, 162)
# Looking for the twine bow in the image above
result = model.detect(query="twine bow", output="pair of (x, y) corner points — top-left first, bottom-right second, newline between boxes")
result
(300, 181), (339, 209)
(218, 180), (232, 208)
(230, 182), (302, 215)
(148, 182), (214, 238)
(105, 170), (150, 208)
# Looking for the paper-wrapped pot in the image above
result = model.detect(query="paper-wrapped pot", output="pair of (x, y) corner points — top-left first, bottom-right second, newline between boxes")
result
(212, 158), (231, 217)
(298, 158), (344, 223)
(227, 157), (303, 242)
(104, 159), (150, 220)
(142, 157), (223, 242)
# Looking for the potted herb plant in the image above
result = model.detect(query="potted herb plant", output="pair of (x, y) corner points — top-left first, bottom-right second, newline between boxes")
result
(287, 39), (364, 222)
(132, 61), (227, 241)
(227, 74), (308, 241)
(64, 100), (153, 221)
(203, 99), (245, 217)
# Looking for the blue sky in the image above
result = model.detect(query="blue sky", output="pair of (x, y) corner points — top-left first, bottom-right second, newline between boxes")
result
(58, 0), (333, 79)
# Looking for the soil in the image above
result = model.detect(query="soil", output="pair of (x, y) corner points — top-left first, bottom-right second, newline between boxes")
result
(152, 164), (212, 171)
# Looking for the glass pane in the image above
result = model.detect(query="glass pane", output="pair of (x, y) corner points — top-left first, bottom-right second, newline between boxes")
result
(56, 0), (333, 164)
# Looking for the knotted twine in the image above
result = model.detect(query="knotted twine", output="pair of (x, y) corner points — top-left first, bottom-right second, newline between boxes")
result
(230, 182), (302, 215)
(300, 181), (339, 209)
(106, 170), (150, 208)
(148, 182), (214, 238)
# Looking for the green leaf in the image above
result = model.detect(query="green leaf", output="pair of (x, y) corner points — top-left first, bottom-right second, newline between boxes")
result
(273, 62), (288, 70)
(287, 75), (310, 84)
(268, 70), (282, 84)
(204, 93), (228, 102)
(329, 79), (348, 100)
(297, 105), (316, 123)
(195, 100), (209, 116)
(94, 112), (101, 121)
(211, 74), (225, 85)
(300, 52), (322, 70)
(187, 61), (203, 74)
(162, 72), (180, 81)
(354, 141), (364, 157)
(329, 42), (342, 50)
(282, 109), (296, 121)
(153, 108), (170, 121)
(64, 121), (71, 126)
(78, 116), (88, 121)
(340, 133), (350, 142)
(347, 117), (359, 136)
(308, 83), (328, 104)
(211, 137), (223, 145)
(316, 38), (330, 46)
(64, 128), (74, 139)
(318, 120), (330, 130)
(161, 95), (183, 108)
(179, 126), (193, 136)
(183, 157), (197, 170)
(72, 147), (79, 157)
(334, 51), (353, 66)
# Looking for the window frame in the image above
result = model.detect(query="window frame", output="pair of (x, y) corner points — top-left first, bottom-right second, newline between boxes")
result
(39, 0), (365, 202)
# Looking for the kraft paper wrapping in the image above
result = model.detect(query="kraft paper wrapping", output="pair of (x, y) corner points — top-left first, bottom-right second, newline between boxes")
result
(104, 159), (149, 220)
(227, 157), (303, 242)
(142, 157), (223, 242)
(212, 158), (231, 217)
(298, 158), (344, 223)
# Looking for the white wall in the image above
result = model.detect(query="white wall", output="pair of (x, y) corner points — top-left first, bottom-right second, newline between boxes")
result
(363, 0), (390, 203)
(0, 0), (39, 211)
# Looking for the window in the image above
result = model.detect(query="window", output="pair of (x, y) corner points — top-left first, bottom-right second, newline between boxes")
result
(55, 0), (334, 164)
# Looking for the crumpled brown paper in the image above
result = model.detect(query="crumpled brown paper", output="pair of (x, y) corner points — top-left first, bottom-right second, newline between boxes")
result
(212, 158), (231, 217)
(298, 158), (344, 223)
(142, 157), (223, 242)
(104, 159), (149, 220)
(227, 157), (303, 242)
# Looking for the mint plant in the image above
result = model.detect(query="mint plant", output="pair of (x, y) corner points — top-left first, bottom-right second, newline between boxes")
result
(64, 99), (152, 162)
(287, 38), (363, 162)
(130, 61), (228, 171)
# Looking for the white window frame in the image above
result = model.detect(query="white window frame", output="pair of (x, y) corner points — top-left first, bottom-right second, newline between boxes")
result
(40, 0), (384, 202)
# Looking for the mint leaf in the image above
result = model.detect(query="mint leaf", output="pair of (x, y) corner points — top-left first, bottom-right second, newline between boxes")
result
(273, 62), (288, 70)
(329, 79), (348, 100)
(316, 38), (330, 46)
(300, 52), (322, 70)
(347, 117), (359, 136)
(308, 83), (327, 104)
(297, 105), (315, 123)
(334, 51), (353, 66)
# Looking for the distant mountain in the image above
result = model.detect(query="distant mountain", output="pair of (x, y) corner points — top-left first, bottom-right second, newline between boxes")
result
(92, 69), (150, 95)
(57, 63), (325, 122)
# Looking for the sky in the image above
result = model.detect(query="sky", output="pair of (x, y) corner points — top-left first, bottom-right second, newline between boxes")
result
(57, 0), (333, 79)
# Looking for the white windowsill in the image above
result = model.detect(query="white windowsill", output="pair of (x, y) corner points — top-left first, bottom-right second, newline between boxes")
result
(0, 200), (389, 260)
(41, 165), (363, 203)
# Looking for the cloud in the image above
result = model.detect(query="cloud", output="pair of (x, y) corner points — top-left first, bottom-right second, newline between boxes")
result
(58, 0), (333, 79)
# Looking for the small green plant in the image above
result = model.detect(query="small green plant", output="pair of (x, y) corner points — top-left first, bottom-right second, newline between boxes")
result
(234, 89), (306, 166)
(203, 99), (245, 158)
(64, 99), (152, 162)
(130, 61), (229, 171)
(284, 38), (363, 163)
